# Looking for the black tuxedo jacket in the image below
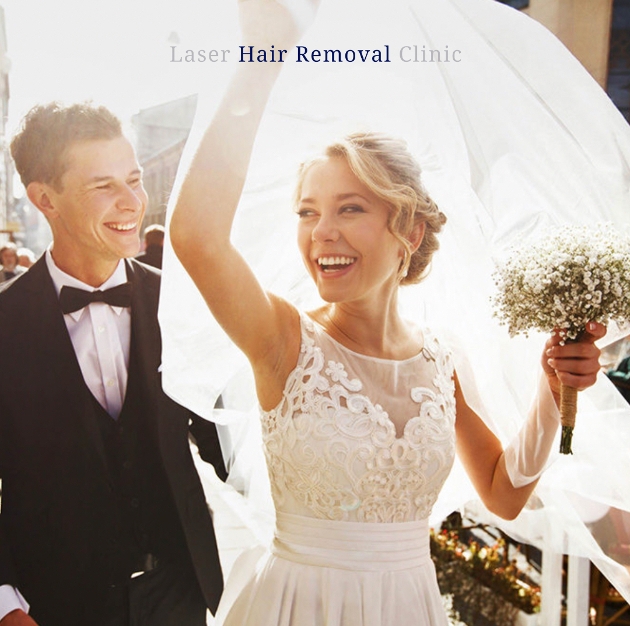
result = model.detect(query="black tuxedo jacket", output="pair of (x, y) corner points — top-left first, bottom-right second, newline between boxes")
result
(0, 257), (226, 623)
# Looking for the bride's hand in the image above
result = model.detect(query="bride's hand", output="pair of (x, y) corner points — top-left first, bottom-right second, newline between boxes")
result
(542, 321), (606, 397)
(238, 0), (320, 53)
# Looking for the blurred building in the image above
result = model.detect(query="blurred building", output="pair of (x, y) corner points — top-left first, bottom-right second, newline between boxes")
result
(0, 5), (12, 244)
(607, 0), (630, 120)
(497, 0), (530, 9)
(500, 0), (630, 122)
(132, 94), (198, 228)
(11, 196), (51, 256)
(524, 0), (614, 88)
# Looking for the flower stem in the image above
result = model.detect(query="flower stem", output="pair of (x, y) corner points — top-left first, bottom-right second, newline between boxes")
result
(560, 425), (574, 455)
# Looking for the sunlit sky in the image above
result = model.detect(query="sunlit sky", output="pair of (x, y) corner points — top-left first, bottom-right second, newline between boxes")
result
(1, 0), (239, 135)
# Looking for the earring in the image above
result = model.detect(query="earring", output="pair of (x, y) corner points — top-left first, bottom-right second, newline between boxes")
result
(399, 249), (410, 280)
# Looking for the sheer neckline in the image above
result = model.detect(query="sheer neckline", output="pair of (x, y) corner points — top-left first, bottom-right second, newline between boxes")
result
(304, 313), (428, 365)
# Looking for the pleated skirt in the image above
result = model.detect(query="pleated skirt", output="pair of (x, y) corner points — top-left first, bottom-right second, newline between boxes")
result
(214, 512), (449, 626)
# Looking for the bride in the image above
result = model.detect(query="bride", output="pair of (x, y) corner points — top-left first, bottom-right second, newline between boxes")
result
(168, 1), (605, 623)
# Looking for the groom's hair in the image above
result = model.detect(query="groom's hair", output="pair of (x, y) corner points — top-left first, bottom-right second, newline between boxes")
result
(10, 101), (122, 191)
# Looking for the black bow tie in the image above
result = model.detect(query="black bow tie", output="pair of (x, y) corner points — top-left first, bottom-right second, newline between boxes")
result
(59, 282), (133, 314)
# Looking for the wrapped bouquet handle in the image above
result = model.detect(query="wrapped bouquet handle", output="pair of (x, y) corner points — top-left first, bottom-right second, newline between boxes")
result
(492, 225), (630, 454)
(559, 383), (577, 454)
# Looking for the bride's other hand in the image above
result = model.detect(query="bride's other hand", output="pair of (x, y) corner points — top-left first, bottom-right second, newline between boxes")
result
(542, 321), (606, 398)
(456, 319), (606, 520)
(238, 0), (320, 53)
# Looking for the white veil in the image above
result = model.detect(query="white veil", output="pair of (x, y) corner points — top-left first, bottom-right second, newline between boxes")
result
(159, 0), (630, 601)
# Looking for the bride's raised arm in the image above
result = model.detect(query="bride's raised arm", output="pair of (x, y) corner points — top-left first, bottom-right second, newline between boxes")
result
(170, 0), (318, 398)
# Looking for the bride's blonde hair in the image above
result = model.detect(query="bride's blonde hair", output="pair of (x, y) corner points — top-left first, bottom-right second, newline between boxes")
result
(295, 132), (446, 284)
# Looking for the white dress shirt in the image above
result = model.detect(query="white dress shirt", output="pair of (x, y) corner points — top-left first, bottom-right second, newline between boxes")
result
(46, 249), (131, 418)
(0, 250), (133, 621)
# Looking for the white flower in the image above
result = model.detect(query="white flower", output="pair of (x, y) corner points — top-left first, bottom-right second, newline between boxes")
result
(492, 224), (630, 339)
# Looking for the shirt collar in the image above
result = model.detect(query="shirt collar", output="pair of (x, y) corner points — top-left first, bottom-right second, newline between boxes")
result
(45, 248), (129, 321)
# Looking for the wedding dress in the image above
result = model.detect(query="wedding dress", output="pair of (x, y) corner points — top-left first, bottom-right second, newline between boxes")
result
(160, 0), (630, 610)
(215, 313), (453, 625)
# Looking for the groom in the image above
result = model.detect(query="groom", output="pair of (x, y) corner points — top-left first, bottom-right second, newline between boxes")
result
(0, 103), (226, 626)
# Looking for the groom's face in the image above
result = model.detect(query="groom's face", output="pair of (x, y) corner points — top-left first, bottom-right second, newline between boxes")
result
(38, 136), (148, 280)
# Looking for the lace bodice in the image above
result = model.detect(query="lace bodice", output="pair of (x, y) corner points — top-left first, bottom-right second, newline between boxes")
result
(261, 314), (456, 523)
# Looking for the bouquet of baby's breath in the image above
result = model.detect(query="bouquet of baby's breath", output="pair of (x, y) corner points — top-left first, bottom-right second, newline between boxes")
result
(492, 224), (630, 454)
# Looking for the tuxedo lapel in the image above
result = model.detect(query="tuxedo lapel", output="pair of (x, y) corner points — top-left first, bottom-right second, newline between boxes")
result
(125, 260), (162, 418)
(124, 260), (189, 468)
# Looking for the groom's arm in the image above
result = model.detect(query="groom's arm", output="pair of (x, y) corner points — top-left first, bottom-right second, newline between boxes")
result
(0, 269), (37, 626)
(188, 393), (228, 482)
(189, 407), (228, 483)
(0, 419), (34, 626)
